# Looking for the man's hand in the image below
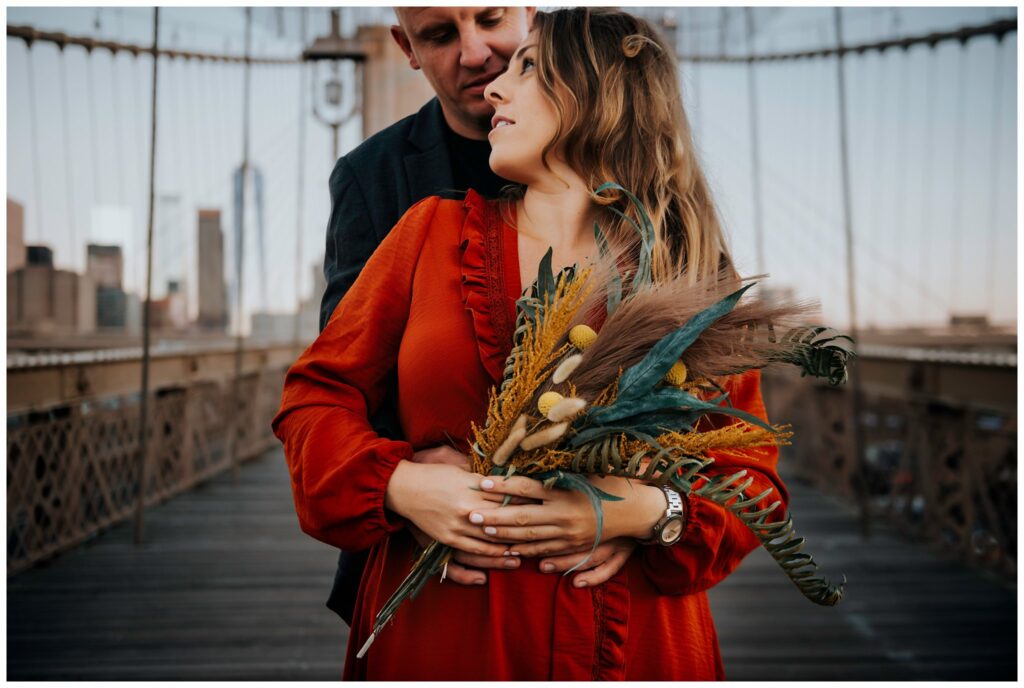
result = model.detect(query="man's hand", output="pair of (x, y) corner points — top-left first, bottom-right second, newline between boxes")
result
(537, 537), (636, 588)
(406, 523), (520, 585)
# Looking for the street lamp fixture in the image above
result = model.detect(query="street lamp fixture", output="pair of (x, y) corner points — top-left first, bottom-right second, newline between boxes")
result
(302, 9), (367, 160)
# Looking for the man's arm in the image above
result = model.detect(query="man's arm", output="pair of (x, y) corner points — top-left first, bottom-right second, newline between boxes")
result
(320, 156), (379, 332)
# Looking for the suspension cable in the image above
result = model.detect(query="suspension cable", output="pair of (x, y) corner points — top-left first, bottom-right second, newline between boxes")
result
(984, 37), (1007, 318)
(948, 43), (968, 317)
(293, 8), (309, 347)
(919, 50), (938, 323)
(676, 17), (1015, 62)
(24, 44), (45, 250)
(7, 23), (299, 64)
(58, 46), (77, 270)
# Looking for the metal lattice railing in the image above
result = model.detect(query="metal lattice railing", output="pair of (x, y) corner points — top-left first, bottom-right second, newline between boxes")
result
(765, 364), (1017, 579)
(7, 358), (288, 574)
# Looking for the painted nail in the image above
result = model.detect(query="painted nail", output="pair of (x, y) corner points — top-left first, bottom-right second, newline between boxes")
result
(503, 558), (519, 568)
(469, 513), (484, 524)
(510, 551), (520, 557)
(503, 550), (511, 557)
(484, 526), (497, 536)
(475, 578), (486, 585)
(575, 579), (588, 588)
(481, 478), (495, 489)
(541, 562), (555, 572)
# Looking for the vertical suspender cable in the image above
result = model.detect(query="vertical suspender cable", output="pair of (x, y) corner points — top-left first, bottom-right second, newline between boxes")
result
(86, 50), (103, 205)
(134, 7), (160, 545)
(59, 48), (78, 271)
(832, 8), (870, 538)
(919, 51), (937, 322)
(984, 38), (1006, 320)
(948, 42), (968, 318)
(230, 8), (253, 483)
(891, 48), (911, 319)
(111, 51), (127, 211)
(744, 8), (766, 275)
(25, 46), (46, 249)
(293, 8), (308, 350)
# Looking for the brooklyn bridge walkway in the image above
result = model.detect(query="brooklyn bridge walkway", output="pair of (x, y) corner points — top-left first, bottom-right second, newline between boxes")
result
(7, 447), (1016, 681)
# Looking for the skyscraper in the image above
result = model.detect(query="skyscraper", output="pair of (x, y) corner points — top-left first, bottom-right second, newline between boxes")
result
(7, 198), (26, 273)
(197, 209), (227, 331)
(87, 244), (126, 329)
(86, 244), (124, 289)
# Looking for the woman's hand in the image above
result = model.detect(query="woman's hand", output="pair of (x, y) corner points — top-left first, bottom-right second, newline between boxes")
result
(405, 445), (535, 585)
(386, 461), (515, 557)
(468, 474), (667, 556)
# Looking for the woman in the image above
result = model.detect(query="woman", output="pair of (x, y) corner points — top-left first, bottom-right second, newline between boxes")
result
(273, 8), (787, 680)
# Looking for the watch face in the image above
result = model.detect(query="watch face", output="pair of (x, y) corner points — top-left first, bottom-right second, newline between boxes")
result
(660, 518), (684, 543)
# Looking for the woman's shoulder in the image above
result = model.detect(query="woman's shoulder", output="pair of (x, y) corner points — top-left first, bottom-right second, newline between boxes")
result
(395, 189), (498, 233)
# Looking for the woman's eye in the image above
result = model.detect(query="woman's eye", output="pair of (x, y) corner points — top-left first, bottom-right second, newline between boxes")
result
(521, 57), (535, 74)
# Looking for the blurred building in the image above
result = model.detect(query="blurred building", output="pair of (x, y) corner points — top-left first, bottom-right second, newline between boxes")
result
(359, 24), (436, 138)
(7, 198), (26, 273)
(86, 243), (124, 289)
(7, 244), (96, 335)
(87, 244), (127, 329)
(197, 209), (228, 331)
(151, 280), (190, 330)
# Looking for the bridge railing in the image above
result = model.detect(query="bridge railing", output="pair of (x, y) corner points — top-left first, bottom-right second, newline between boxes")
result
(6, 343), (298, 574)
(764, 350), (1016, 579)
(8, 345), (1016, 578)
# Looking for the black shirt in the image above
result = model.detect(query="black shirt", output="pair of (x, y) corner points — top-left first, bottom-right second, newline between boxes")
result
(442, 120), (509, 199)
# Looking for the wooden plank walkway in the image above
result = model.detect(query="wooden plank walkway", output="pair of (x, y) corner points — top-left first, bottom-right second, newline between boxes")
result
(7, 447), (1016, 680)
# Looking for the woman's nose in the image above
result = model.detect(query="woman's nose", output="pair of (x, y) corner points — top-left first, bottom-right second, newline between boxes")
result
(484, 72), (507, 105)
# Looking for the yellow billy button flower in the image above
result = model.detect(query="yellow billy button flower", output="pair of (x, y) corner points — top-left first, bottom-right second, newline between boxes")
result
(664, 360), (688, 386)
(537, 391), (564, 418)
(568, 324), (597, 351)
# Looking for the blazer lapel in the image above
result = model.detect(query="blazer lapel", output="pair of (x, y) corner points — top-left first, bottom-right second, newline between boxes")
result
(404, 98), (454, 204)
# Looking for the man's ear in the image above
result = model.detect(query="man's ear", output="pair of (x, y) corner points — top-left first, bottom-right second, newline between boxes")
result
(524, 7), (537, 27)
(389, 25), (421, 70)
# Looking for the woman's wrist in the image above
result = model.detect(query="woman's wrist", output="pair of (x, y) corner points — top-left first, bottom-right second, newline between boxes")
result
(631, 485), (671, 540)
(604, 483), (669, 541)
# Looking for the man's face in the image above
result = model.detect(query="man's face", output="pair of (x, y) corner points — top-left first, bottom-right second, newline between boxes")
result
(392, 7), (535, 139)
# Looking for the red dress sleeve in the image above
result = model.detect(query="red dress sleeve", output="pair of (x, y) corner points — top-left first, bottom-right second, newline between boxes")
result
(637, 369), (790, 595)
(271, 196), (440, 552)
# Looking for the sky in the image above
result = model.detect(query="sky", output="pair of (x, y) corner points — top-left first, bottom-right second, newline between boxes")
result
(5, 6), (1018, 332)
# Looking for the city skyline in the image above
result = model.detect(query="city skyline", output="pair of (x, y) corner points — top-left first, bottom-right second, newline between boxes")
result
(5, 6), (1018, 331)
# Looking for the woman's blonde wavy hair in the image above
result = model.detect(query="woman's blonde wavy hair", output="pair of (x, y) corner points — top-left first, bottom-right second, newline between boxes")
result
(522, 8), (735, 284)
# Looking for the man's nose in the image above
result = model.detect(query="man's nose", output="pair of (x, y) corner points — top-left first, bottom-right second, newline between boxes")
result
(459, 27), (492, 69)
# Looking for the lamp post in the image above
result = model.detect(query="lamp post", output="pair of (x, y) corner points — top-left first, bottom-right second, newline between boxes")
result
(302, 9), (367, 161)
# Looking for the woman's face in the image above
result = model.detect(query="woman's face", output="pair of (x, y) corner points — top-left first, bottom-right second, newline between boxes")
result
(483, 32), (561, 185)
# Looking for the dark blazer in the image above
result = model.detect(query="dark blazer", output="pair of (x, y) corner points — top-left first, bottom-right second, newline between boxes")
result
(318, 98), (458, 626)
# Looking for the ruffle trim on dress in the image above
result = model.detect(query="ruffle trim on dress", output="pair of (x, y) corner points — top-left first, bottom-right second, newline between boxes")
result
(458, 189), (515, 384)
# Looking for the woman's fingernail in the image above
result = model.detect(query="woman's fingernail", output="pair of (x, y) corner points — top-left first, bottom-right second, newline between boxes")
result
(575, 579), (588, 588)
(475, 577), (486, 585)
(481, 478), (495, 489)
(503, 558), (519, 568)
(484, 526), (497, 535)
(510, 551), (520, 557)
(469, 513), (484, 524)
(541, 562), (555, 572)
(503, 550), (511, 557)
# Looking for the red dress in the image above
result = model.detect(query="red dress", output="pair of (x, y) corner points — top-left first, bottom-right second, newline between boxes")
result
(272, 190), (788, 680)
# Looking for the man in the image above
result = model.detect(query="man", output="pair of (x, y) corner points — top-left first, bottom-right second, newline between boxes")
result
(319, 6), (535, 625)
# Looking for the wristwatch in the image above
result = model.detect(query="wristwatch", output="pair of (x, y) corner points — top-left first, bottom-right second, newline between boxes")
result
(640, 486), (687, 546)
